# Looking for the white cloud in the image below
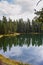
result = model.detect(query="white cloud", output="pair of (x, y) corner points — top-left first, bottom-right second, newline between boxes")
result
(0, 0), (21, 20)
(0, 0), (43, 21)
(0, 1), (21, 15)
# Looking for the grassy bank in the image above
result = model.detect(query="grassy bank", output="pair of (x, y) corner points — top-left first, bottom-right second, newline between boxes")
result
(0, 54), (30, 65)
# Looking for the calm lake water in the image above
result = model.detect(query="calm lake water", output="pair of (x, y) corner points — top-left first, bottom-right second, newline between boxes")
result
(0, 34), (43, 65)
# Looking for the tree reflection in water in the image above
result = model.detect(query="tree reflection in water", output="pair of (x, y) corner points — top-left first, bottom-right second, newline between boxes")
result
(0, 34), (43, 52)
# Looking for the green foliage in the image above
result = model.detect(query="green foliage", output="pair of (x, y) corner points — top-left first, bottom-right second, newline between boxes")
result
(0, 11), (43, 34)
(33, 8), (43, 33)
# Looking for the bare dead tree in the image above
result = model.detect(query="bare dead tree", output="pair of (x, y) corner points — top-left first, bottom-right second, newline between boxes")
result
(34, 0), (42, 11)
(36, 0), (42, 6)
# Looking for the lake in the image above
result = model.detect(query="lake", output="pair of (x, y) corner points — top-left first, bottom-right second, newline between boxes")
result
(0, 34), (43, 65)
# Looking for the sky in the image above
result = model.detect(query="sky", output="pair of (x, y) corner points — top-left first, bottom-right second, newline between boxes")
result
(0, 0), (43, 21)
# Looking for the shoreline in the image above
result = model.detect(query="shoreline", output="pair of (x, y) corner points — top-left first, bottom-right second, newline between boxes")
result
(0, 33), (20, 38)
(0, 33), (43, 38)
(0, 54), (30, 65)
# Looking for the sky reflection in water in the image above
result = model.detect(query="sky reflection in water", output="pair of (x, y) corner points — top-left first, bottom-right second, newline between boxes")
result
(0, 44), (43, 65)
(0, 34), (43, 65)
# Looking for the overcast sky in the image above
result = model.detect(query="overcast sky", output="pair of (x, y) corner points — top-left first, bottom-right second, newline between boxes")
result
(0, 0), (43, 21)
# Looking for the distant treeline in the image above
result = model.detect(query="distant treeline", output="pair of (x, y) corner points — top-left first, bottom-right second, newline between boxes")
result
(0, 16), (43, 34)
(0, 8), (43, 34)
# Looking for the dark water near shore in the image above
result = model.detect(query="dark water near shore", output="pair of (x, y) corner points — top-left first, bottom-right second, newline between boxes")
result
(0, 34), (43, 65)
